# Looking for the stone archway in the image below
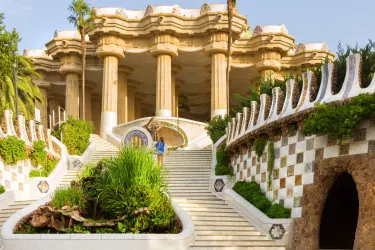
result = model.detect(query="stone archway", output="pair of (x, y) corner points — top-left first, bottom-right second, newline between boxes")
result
(319, 172), (358, 249)
(292, 153), (375, 249)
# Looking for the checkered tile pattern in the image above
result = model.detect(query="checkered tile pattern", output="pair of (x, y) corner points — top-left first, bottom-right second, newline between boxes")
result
(0, 160), (32, 192)
(231, 122), (375, 218)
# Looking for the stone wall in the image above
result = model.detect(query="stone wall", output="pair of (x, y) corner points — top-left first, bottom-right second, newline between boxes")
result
(231, 120), (375, 219)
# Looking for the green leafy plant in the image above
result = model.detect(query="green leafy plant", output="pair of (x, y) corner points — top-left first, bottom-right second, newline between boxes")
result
(267, 141), (275, 190)
(0, 185), (5, 194)
(51, 186), (86, 210)
(53, 116), (94, 155)
(215, 144), (232, 176)
(29, 170), (41, 178)
(303, 93), (375, 142)
(40, 157), (59, 177)
(233, 181), (291, 218)
(205, 115), (231, 143)
(29, 140), (47, 166)
(253, 136), (267, 161)
(0, 136), (27, 164)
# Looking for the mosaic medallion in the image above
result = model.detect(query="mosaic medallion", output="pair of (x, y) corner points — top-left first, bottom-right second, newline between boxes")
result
(124, 130), (148, 147)
(269, 224), (286, 240)
(214, 179), (225, 192)
(37, 180), (49, 193)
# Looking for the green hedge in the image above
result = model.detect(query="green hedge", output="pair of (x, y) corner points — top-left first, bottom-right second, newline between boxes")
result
(215, 145), (232, 176)
(205, 115), (231, 143)
(233, 181), (291, 218)
(29, 157), (59, 178)
(0, 136), (27, 164)
(0, 185), (5, 194)
(53, 116), (94, 155)
(29, 140), (47, 166)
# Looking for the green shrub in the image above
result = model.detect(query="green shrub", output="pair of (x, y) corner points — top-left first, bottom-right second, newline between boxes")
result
(0, 185), (5, 194)
(205, 115), (231, 143)
(52, 116), (94, 155)
(215, 164), (232, 175)
(51, 186), (86, 210)
(233, 181), (290, 218)
(29, 170), (41, 178)
(29, 140), (47, 166)
(303, 93), (375, 142)
(267, 142), (275, 190)
(81, 147), (175, 233)
(40, 157), (59, 177)
(267, 203), (291, 219)
(0, 136), (27, 164)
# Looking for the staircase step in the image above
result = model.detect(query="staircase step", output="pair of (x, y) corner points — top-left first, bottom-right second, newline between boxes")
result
(191, 241), (284, 247)
(174, 198), (224, 203)
(195, 235), (269, 241)
(179, 204), (230, 209)
(190, 246), (286, 250)
(193, 221), (250, 226)
(183, 207), (234, 212)
(196, 231), (261, 236)
(191, 216), (246, 222)
(194, 226), (256, 231)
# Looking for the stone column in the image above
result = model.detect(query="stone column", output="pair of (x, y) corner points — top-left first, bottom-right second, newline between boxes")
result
(175, 83), (180, 117)
(96, 35), (125, 138)
(59, 55), (82, 119)
(91, 93), (102, 135)
(117, 66), (133, 124)
(171, 66), (180, 117)
(210, 53), (228, 119)
(127, 81), (139, 122)
(151, 44), (178, 117)
(135, 93), (144, 119)
(80, 84), (92, 121)
(65, 73), (80, 118)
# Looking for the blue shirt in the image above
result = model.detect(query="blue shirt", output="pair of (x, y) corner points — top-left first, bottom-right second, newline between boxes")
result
(155, 142), (165, 154)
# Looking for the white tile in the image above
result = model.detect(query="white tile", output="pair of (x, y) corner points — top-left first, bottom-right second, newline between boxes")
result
(287, 155), (296, 166)
(349, 142), (368, 155)
(294, 164), (304, 175)
(293, 186), (303, 197)
(272, 179), (280, 190)
(274, 159), (280, 169)
(284, 197), (294, 209)
(366, 127), (375, 141)
(302, 173), (314, 185)
(286, 176), (295, 188)
(280, 146), (288, 157)
(279, 167), (287, 178)
(260, 183), (266, 193)
(296, 141), (306, 153)
(305, 150), (315, 162)
(292, 207), (302, 218)
(261, 163), (267, 173)
(315, 135), (327, 148)
(289, 135), (297, 144)
(278, 188), (286, 199)
(324, 145), (339, 158)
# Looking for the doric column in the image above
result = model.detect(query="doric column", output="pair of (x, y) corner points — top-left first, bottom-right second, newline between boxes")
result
(171, 65), (181, 117)
(80, 84), (92, 121)
(175, 83), (180, 117)
(97, 35), (125, 138)
(127, 80), (139, 122)
(151, 42), (178, 117)
(135, 93), (144, 119)
(91, 93), (102, 135)
(210, 53), (228, 119)
(117, 66), (133, 124)
(59, 55), (82, 119)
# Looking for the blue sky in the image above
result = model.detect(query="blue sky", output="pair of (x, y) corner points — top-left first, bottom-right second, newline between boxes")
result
(1, 0), (375, 54)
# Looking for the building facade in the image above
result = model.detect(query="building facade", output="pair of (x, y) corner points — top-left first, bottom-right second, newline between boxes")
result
(25, 3), (334, 138)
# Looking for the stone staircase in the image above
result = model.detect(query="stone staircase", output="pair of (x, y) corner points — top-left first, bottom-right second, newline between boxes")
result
(89, 134), (119, 164)
(0, 200), (35, 229)
(164, 150), (286, 250)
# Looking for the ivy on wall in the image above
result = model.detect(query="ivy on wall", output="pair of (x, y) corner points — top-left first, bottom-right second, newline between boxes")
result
(303, 93), (375, 143)
(253, 136), (267, 161)
(267, 141), (275, 190)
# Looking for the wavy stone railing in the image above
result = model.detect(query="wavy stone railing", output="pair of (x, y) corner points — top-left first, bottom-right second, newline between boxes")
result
(226, 53), (375, 148)
(0, 110), (61, 158)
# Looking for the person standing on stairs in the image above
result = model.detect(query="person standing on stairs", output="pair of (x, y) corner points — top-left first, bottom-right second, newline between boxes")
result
(155, 137), (166, 167)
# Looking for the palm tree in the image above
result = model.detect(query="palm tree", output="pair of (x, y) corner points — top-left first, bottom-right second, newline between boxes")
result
(0, 56), (45, 120)
(226, 0), (237, 114)
(67, 0), (95, 120)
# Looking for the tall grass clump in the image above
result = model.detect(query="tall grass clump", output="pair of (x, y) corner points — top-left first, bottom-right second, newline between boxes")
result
(81, 147), (175, 233)
(51, 186), (86, 209)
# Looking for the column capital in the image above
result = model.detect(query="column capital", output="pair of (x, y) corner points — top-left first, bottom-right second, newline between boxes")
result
(128, 79), (141, 89)
(150, 44), (178, 58)
(255, 60), (281, 72)
(205, 42), (228, 56)
(59, 55), (82, 76)
(118, 65), (133, 76)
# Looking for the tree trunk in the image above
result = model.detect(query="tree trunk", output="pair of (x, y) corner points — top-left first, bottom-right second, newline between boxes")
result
(81, 28), (86, 121)
(226, 0), (233, 115)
